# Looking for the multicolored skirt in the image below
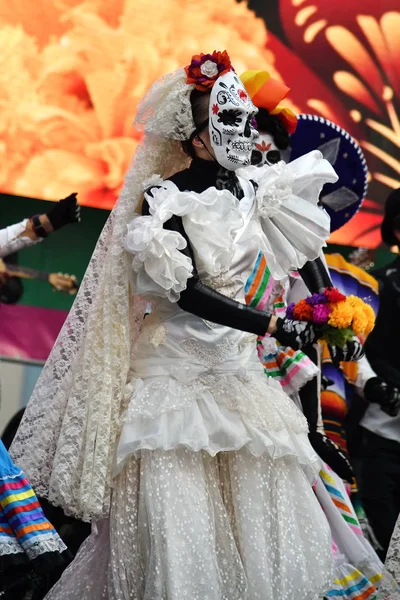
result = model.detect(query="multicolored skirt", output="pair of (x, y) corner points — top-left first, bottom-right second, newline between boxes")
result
(0, 440), (68, 598)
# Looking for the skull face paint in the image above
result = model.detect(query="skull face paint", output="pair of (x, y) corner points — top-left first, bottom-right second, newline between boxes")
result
(209, 71), (258, 171)
(251, 132), (281, 167)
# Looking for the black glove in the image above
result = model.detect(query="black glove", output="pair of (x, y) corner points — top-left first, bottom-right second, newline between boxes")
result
(46, 193), (81, 231)
(308, 430), (355, 483)
(364, 377), (400, 417)
(328, 338), (364, 363)
(273, 317), (320, 350)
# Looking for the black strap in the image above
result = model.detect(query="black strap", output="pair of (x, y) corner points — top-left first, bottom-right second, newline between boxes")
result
(31, 215), (48, 239)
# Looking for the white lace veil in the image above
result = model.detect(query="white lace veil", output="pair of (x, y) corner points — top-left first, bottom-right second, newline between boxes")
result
(10, 68), (194, 521)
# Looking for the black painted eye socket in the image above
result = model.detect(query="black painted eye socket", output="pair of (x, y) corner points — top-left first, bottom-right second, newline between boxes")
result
(266, 150), (281, 164)
(251, 150), (263, 166)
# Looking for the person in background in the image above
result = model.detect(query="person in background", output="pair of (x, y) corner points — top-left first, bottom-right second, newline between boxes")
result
(360, 188), (400, 559)
(0, 192), (80, 261)
(0, 192), (80, 598)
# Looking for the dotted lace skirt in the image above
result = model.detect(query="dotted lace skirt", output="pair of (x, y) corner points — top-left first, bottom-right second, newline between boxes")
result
(45, 447), (333, 600)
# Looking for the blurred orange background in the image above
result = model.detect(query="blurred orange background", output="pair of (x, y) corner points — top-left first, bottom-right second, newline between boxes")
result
(0, 0), (286, 210)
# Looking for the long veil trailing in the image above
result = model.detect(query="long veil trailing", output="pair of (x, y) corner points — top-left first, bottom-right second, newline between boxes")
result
(10, 69), (194, 521)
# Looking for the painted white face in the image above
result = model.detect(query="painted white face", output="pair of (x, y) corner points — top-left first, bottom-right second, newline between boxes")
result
(209, 71), (258, 171)
(250, 132), (281, 167)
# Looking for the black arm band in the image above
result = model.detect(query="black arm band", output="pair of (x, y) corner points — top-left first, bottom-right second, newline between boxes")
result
(31, 215), (48, 239)
(298, 257), (332, 294)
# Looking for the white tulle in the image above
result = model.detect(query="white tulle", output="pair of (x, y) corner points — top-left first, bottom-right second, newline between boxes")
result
(44, 450), (333, 600)
(238, 150), (338, 280)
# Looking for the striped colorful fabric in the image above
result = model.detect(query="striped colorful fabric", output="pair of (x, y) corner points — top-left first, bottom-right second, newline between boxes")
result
(326, 566), (378, 600)
(320, 467), (362, 535)
(246, 251), (317, 393)
(245, 251), (273, 310)
(0, 441), (65, 560)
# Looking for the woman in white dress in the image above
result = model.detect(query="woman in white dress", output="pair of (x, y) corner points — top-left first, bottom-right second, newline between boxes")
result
(11, 51), (338, 600)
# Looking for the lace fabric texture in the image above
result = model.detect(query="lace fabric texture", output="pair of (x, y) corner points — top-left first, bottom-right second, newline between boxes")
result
(45, 448), (333, 600)
(10, 133), (190, 522)
(134, 68), (195, 141)
(378, 515), (400, 599)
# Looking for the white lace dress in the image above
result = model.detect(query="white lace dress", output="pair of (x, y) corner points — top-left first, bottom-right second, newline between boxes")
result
(45, 152), (336, 600)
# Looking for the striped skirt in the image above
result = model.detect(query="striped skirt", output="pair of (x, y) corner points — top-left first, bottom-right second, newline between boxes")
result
(0, 440), (68, 598)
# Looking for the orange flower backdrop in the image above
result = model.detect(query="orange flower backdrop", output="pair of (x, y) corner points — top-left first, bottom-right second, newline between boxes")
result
(0, 0), (399, 248)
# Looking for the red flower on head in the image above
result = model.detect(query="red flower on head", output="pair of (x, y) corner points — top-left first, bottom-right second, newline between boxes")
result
(185, 50), (232, 92)
(325, 287), (347, 303)
(212, 103), (219, 115)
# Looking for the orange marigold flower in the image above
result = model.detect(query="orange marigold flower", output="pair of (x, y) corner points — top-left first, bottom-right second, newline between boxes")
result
(352, 310), (368, 335)
(362, 303), (376, 336)
(347, 295), (376, 336)
(293, 298), (313, 321)
(328, 300), (354, 329)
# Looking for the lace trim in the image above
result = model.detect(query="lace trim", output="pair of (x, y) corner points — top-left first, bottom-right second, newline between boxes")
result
(181, 338), (237, 368)
(0, 469), (24, 481)
(0, 537), (66, 560)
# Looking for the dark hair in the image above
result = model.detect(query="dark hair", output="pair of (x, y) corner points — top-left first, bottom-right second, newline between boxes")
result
(0, 277), (23, 304)
(393, 213), (400, 237)
(181, 89), (211, 158)
(255, 107), (290, 150)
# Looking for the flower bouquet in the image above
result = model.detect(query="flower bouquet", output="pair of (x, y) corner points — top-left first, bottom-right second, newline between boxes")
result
(286, 287), (375, 348)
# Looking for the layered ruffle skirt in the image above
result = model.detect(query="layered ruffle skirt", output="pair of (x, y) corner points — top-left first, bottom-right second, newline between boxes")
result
(44, 366), (333, 600)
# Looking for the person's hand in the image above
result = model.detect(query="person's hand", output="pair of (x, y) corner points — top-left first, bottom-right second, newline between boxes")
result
(328, 338), (364, 364)
(272, 317), (320, 350)
(46, 193), (81, 231)
(308, 430), (355, 483)
(364, 377), (400, 417)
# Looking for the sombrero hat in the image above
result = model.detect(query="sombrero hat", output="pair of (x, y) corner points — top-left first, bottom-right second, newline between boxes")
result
(289, 114), (368, 232)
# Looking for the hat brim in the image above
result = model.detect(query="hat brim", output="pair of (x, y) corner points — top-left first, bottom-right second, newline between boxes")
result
(289, 115), (368, 233)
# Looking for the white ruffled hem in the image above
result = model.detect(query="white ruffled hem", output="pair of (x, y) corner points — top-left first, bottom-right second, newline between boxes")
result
(115, 376), (321, 483)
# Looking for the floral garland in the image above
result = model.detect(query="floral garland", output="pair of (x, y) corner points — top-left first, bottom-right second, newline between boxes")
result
(286, 287), (375, 348)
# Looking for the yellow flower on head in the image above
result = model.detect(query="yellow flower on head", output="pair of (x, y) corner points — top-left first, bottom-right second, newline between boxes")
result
(328, 300), (354, 329)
